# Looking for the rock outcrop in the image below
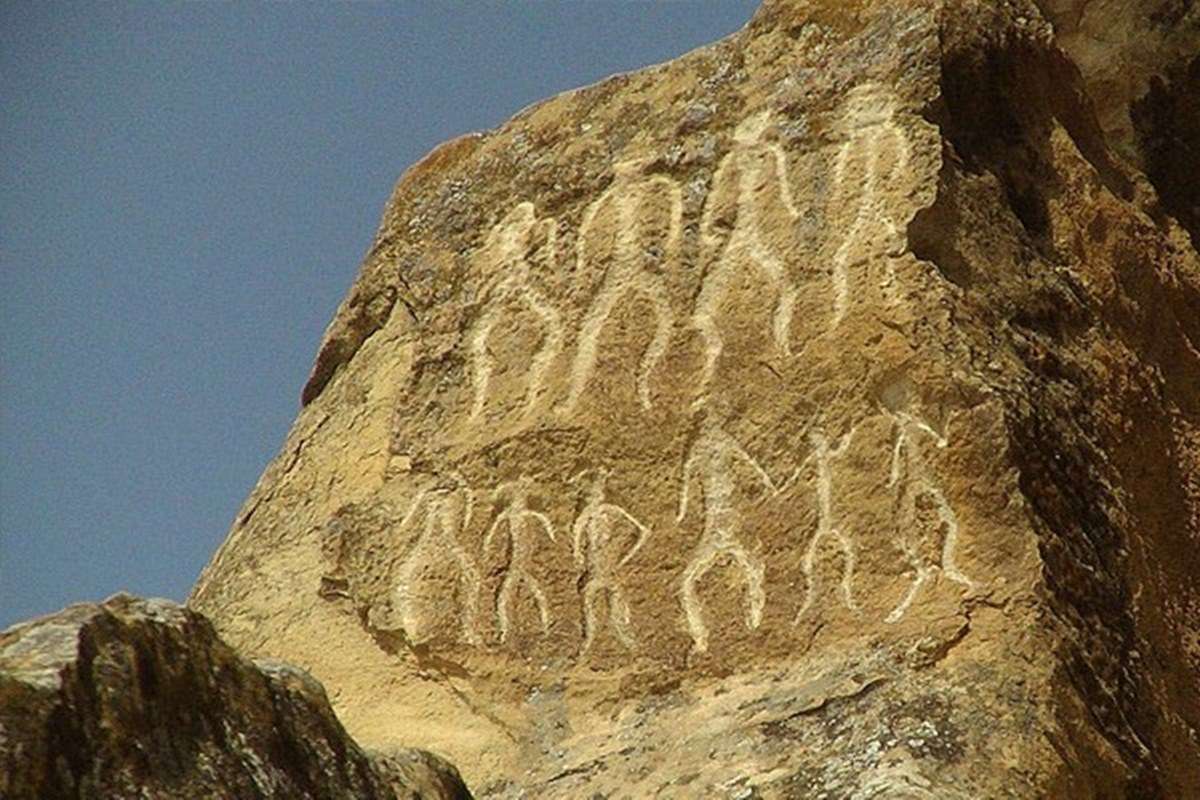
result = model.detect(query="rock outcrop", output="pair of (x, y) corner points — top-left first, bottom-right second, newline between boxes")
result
(0, 594), (471, 799)
(1033, 0), (1200, 248)
(191, 1), (1200, 797)
(1032, 1), (1198, 160)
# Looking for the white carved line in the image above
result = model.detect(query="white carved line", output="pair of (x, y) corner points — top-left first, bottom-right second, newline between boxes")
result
(934, 484), (975, 591)
(485, 478), (558, 643)
(571, 470), (650, 653)
(885, 412), (975, 624)
(468, 203), (564, 422)
(693, 111), (801, 398)
(795, 429), (859, 622)
(830, 85), (913, 330)
(392, 475), (483, 645)
(677, 413), (779, 653)
(562, 161), (682, 413)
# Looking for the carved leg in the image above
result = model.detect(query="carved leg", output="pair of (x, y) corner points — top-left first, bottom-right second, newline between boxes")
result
(521, 290), (564, 417)
(562, 283), (618, 413)
(580, 581), (603, 653)
(886, 493), (933, 624)
(637, 279), (674, 410)
(730, 544), (766, 630)
(931, 484), (975, 590)
(795, 525), (825, 623)
(453, 551), (483, 646)
(833, 527), (860, 612)
(691, 267), (730, 403)
(524, 572), (552, 634)
(752, 243), (796, 358)
(468, 312), (499, 420)
(496, 571), (516, 643)
(680, 544), (720, 653)
(609, 585), (637, 650)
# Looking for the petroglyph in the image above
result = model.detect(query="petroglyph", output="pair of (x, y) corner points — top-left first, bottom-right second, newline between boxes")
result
(830, 84), (913, 328)
(694, 111), (801, 394)
(484, 476), (558, 642)
(468, 202), (564, 421)
(795, 429), (859, 622)
(392, 472), (482, 645)
(677, 410), (782, 653)
(563, 158), (681, 412)
(570, 468), (650, 652)
(885, 411), (976, 623)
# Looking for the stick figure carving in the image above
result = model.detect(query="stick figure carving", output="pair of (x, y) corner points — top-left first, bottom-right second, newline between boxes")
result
(468, 202), (564, 421)
(885, 410), (975, 623)
(677, 409), (782, 654)
(484, 476), (558, 642)
(392, 472), (482, 645)
(693, 110), (800, 396)
(829, 84), (913, 329)
(563, 158), (681, 412)
(794, 429), (859, 622)
(570, 468), (650, 653)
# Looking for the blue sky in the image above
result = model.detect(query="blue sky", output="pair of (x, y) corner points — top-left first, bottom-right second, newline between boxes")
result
(0, 2), (759, 627)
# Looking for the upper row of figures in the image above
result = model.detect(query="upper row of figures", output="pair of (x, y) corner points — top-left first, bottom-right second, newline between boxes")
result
(457, 85), (917, 422)
(375, 408), (973, 656)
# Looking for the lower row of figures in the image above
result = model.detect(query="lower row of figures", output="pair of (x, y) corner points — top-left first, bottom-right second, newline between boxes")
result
(325, 416), (977, 655)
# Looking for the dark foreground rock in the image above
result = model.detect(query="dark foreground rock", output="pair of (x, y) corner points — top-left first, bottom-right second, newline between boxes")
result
(0, 593), (472, 799)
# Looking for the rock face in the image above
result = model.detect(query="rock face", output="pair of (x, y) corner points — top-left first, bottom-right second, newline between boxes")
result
(1033, 0), (1200, 247)
(0, 594), (471, 799)
(1032, 0), (1198, 163)
(191, 1), (1200, 797)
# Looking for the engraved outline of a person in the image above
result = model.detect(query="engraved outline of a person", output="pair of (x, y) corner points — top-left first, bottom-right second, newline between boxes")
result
(570, 468), (651, 653)
(885, 410), (975, 624)
(468, 202), (564, 421)
(561, 157), (681, 413)
(829, 84), (912, 329)
(676, 408), (782, 654)
(483, 475), (558, 643)
(693, 110), (801, 397)
(392, 471), (483, 645)
(794, 429), (859, 622)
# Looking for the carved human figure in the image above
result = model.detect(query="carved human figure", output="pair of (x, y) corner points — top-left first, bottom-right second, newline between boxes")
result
(795, 429), (859, 622)
(484, 476), (558, 642)
(885, 410), (975, 623)
(468, 202), (564, 421)
(694, 110), (800, 395)
(677, 409), (782, 653)
(829, 84), (913, 329)
(562, 158), (681, 412)
(570, 469), (650, 653)
(392, 472), (482, 645)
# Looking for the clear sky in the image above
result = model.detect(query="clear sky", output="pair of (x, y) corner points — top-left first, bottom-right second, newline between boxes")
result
(0, 2), (760, 628)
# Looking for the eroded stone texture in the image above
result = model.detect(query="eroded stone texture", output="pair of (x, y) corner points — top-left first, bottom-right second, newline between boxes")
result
(1034, 0), (1200, 249)
(191, 0), (1200, 796)
(1033, 0), (1199, 164)
(0, 594), (471, 799)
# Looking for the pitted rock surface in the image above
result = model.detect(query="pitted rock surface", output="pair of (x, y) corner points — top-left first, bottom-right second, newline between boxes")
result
(191, 1), (1200, 796)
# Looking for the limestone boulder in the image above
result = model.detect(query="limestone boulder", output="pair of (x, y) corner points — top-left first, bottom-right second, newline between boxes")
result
(0, 594), (471, 799)
(191, 0), (1200, 796)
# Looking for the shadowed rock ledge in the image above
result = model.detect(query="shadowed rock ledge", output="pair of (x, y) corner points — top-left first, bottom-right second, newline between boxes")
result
(0, 594), (472, 799)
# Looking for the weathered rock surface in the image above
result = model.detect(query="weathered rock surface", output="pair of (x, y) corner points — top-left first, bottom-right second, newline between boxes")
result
(1033, 0), (1198, 160)
(191, 0), (1200, 797)
(1034, 0), (1200, 247)
(0, 594), (471, 799)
